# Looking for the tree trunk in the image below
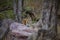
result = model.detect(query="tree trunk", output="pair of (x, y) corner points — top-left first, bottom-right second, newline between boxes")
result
(13, 0), (18, 22)
(37, 0), (59, 40)
(41, 0), (53, 30)
(17, 0), (23, 23)
(13, 0), (23, 23)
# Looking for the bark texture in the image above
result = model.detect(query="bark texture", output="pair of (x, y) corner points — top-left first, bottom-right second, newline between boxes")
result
(17, 0), (22, 23)
(13, 0), (18, 22)
(13, 0), (22, 23)
(36, 0), (59, 40)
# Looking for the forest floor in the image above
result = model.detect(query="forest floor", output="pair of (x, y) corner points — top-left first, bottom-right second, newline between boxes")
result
(1, 27), (60, 40)
(3, 25), (60, 40)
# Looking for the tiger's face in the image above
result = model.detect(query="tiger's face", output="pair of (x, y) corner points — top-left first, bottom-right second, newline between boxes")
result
(22, 18), (28, 25)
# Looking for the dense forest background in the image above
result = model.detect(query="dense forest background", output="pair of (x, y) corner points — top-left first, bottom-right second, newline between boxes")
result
(0, 0), (13, 19)
(0, 0), (60, 30)
(0, 0), (60, 40)
(0, 0), (42, 20)
(0, 0), (60, 19)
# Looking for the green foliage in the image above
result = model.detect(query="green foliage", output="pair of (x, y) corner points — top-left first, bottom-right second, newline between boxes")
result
(22, 7), (32, 18)
(0, 0), (14, 20)
(5, 10), (15, 19)
(24, 7), (32, 11)
(0, 13), (5, 20)
(0, 0), (41, 23)
(0, 10), (15, 20)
